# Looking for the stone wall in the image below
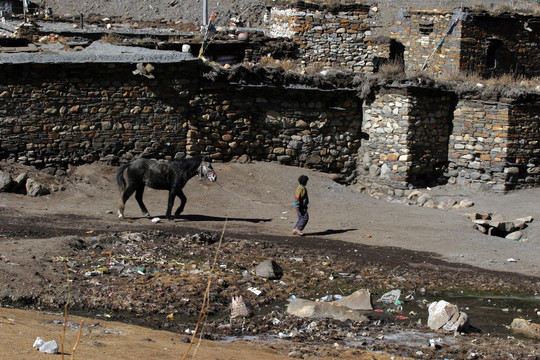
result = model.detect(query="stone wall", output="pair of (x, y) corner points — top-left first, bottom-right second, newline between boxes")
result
(267, 3), (383, 72)
(449, 98), (540, 191)
(0, 61), (362, 181)
(357, 86), (457, 191)
(1, 61), (539, 191)
(391, 9), (540, 78)
(460, 14), (540, 78)
(391, 9), (463, 74)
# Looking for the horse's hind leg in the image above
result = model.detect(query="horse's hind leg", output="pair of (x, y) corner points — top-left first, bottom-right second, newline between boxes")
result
(174, 190), (187, 217)
(135, 185), (150, 218)
(118, 184), (137, 218)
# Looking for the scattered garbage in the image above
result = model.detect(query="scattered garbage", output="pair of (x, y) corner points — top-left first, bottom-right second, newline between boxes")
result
(248, 287), (262, 296)
(151, 217), (161, 223)
(231, 296), (252, 319)
(379, 289), (401, 305)
(507, 258), (517, 262)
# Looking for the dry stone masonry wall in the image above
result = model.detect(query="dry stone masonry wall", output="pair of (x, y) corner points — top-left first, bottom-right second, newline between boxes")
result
(449, 99), (540, 191)
(0, 61), (361, 181)
(358, 87), (456, 191)
(268, 2), (381, 72)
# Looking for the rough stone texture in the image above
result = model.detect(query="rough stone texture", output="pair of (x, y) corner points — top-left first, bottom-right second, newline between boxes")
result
(268, 3), (387, 73)
(0, 61), (361, 182)
(449, 99), (540, 192)
(26, 178), (50, 197)
(358, 86), (456, 191)
(427, 300), (470, 332)
(391, 9), (540, 78)
(39, 340), (59, 354)
(287, 298), (369, 322)
(255, 259), (283, 280)
(0, 60), (538, 191)
(510, 318), (540, 340)
(0, 171), (12, 192)
(333, 289), (373, 311)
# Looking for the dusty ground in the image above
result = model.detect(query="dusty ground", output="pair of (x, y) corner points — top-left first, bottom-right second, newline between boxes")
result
(0, 160), (539, 359)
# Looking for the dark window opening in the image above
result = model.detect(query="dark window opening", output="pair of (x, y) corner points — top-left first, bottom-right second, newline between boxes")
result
(419, 22), (434, 35)
(486, 38), (502, 69)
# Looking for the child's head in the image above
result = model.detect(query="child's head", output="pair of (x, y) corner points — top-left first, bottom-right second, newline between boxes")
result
(298, 175), (309, 186)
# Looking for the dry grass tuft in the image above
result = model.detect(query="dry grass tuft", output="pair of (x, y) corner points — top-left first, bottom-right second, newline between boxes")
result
(100, 33), (124, 44)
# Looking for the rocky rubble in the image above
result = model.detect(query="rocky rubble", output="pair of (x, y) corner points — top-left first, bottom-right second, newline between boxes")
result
(1, 229), (538, 359)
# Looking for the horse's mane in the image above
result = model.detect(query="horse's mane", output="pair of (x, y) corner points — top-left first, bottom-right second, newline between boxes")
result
(172, 155), (204, 173)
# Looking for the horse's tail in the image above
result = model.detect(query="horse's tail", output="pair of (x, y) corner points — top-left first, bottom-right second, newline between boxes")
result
(116, 163), (130, 193)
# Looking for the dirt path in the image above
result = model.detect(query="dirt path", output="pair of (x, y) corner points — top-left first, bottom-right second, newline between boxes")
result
(2, 161), (538, 276)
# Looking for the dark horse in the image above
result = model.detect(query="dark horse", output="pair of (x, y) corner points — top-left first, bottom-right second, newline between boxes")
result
(116, 155), (216, 220)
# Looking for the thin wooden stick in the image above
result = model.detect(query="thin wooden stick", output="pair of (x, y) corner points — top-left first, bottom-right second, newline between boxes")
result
(62, 259), (71, 360)
(71, 320), (84, 360)
(181, 217), (228, 360)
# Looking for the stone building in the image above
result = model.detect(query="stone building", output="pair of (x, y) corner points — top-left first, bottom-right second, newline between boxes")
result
(391, 8), (540, 78)
(266, 0), (387, 72)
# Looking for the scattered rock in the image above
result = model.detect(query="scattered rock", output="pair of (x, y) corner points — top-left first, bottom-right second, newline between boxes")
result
(333, 289), (373, 310)
(427, 300), (470, 332)
(505, 231), (522, 240)
(0, 171), (13, 192)
(455, 199), (474, 209)
(33, 337), (45, 349)
(255, 259), (283, 280)
(510, 318), (540, 340)
(26, 178), (50, 197)
(13, 172), (28, 194)
(39, 340), (59, 354)
(287, 298), (369, 322)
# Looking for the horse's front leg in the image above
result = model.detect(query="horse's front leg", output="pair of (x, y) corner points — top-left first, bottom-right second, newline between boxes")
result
(174, 190), (187, 218)
(166, 189), (177, 221)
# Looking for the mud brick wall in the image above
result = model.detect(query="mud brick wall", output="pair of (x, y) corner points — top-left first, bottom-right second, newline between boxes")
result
(449, 99), (540, 191)
(0, 61), (362, 181)
(268, 4), (380, 72)
(357, 86), (456, 191)
(391, 9), (462, 74)
(459, 14), (540, 78)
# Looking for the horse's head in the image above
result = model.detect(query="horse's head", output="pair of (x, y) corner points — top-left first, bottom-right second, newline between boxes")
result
(199, 157), (217, 182)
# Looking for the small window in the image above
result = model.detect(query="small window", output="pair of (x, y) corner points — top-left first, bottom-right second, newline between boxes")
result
(419, 21), (434, 35)
(486, 38), (502, 69)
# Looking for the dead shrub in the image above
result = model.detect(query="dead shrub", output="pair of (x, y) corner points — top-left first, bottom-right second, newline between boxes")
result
(259, 56), (298, 71)
(100, 33), (124, 44)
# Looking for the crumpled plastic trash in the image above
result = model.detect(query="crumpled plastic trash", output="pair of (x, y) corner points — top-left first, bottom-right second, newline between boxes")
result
(379, 289), (401, 304)
(151, 217), (161, 223)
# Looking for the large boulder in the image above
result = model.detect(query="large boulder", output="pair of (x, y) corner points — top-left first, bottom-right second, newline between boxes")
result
(427, 300), (470, 332)
(255, 260), (283, 280)
(26, 178), (50, 197)
(287, 298), (369, 322)
(0, 171), (12, 192)
(510, 318), (540, 339)
(333, 289), (373, 310)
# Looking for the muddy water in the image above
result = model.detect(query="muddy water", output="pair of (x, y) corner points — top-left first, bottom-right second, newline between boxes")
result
(397, 293), (540, 338)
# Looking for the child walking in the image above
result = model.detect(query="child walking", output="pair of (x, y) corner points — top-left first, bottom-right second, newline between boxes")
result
(293, 175), (309, 236)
